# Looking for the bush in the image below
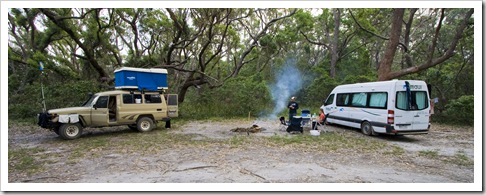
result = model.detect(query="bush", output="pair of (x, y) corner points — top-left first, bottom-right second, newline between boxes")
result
(439, 95), (474, 126)
(180, 74), (272, 120)
(9, 80), (101, 120)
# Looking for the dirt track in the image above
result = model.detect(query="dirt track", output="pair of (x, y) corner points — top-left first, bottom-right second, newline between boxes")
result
(7, 119), (475, 190)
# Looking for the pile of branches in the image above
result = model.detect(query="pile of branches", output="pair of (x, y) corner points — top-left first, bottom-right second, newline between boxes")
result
(230, 124), (265, 134)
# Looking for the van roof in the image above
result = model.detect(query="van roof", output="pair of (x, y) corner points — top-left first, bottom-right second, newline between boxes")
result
(338, 80), (426, 87)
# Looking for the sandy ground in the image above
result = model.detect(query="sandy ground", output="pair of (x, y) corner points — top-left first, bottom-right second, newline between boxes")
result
(6, 118), (476, 191)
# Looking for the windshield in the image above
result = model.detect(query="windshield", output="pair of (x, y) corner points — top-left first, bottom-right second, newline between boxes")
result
(82, 95), (97, 107)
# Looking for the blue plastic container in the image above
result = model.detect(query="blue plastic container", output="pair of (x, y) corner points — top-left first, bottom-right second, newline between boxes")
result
(114, 67), (168, 90)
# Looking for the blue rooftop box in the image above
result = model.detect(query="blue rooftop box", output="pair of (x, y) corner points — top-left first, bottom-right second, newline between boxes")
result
(114, 67), (168, 91)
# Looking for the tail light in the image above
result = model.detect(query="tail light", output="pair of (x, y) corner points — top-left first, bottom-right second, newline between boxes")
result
(387, 110), (394, 124)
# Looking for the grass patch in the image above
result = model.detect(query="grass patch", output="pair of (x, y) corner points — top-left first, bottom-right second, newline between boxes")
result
(418, 150), (439, 159)
(226, 136), (251, 148)
(266, 133), (388, 153)
(443, 153), (473, 166)
(8, 148), (46, 174)
(8, 118), (39, 126)
(112, 129), (215, 154)
(42, 135), (113, 162)
(383, 145), (405, 156)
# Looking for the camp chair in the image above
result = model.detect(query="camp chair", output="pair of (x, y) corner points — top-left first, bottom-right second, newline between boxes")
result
(286, 116), (303, 134)
(278, 116), (288, 131)
(301, 109), (311, 125)
(312, 113), (330, 133)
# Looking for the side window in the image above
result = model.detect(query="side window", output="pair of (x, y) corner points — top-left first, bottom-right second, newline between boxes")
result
(351, 93), (367, 107)
(94, 96), (108, 108)
(336, 93), (350, 106)
(324, 94), (334, 106)
(144, 94), (162, 103)
(369, 92), (387, 109)
(168, 94), (178, 106)
(123, 94), (133, 104)
(123, 94), (142, 104)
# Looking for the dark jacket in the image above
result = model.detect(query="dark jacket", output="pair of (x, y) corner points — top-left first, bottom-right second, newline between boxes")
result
(288, 101), (299, 114)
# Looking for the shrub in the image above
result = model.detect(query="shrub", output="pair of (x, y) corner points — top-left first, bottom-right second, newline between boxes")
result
(180, 74), (272, 119)
(9, 80), (101, 120)
(441, 95), (474, 126)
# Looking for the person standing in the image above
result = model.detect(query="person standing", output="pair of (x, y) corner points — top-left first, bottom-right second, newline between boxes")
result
(287, 96), (299, 121)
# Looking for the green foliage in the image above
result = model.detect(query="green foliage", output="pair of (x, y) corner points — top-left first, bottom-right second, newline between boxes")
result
(341, 74), (376, 85)
(299, 71), (338, 110)
(437, 95), (474, 126)
(180, 73), (272, 119)
(9, 80), (101, 119)
(294, 9), (314, 31)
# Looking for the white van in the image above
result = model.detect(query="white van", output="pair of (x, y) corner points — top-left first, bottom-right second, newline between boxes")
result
(321, 80), (430, 135)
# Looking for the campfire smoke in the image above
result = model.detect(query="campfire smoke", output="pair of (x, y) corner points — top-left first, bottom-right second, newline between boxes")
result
(268, 58), (303, 119)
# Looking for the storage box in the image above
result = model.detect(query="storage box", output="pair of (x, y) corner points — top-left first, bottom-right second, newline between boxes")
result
(114, 67), (168, 90)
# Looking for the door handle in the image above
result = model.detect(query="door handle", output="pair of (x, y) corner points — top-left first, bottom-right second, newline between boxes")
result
(157, 109), (162, 111)
(414, 115), (419, 117)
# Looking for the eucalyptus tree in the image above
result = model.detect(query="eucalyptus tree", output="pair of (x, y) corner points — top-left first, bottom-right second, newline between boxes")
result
(366, 8), (474, 81)
(158, 8), (296, 103)
(8, 8), (71, 96)
(299, 8), (343, 78)
(38, 8), (119, 81)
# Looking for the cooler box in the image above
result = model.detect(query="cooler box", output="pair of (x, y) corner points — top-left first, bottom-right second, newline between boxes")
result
(114, 67), (168, 90)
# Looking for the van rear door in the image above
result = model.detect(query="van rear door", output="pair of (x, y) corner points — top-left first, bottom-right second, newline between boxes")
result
(394, 81), (430, 131)
(408, 81), (430, 130)
(167, 94), (178, 117)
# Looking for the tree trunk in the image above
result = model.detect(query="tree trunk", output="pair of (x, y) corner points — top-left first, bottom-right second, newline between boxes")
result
(377, 8), (473, 80)
(377, 9), (405, 81)
(330, 8), (340, 78)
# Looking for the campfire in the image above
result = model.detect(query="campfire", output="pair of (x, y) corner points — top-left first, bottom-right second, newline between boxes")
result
(230, 124), (264, 134)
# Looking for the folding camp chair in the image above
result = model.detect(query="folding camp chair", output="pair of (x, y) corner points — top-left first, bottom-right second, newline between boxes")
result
(301, 109), (311, 126)
(312, 113), (330, 133)
(286, 116), (303, 134)
(278, 116), (288, 131)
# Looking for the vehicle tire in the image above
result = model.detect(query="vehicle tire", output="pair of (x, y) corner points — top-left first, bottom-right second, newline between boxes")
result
(59, 123), (83, 140)
(128, 124), (138, 131)
(361, 121), (373, 136)
(137, 117), (154, 132)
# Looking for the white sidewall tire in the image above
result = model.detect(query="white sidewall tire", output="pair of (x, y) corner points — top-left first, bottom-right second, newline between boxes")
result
(137, 117), (154, 132)
(59, 123), (83, 140)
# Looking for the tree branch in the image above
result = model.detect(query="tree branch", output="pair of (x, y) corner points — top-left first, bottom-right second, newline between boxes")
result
(387, 8), (473, 79)
(300, 31), (330, 50)
(349, 9), (408, 52)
